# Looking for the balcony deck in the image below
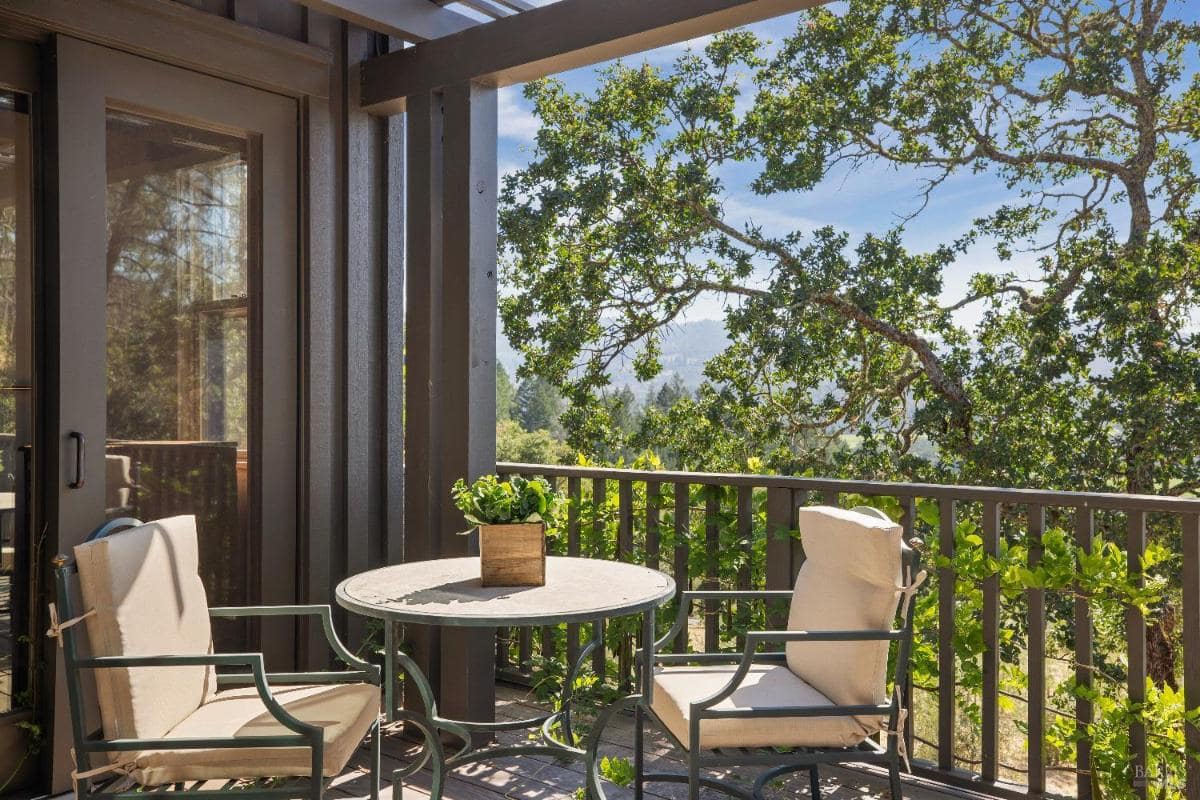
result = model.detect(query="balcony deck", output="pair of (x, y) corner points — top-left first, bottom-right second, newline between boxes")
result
(324, 685), (975, 800)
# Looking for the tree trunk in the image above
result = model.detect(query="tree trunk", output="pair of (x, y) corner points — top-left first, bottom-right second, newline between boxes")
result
(1126, 445), (1179, 690)
(1146, 604), (1178, 691)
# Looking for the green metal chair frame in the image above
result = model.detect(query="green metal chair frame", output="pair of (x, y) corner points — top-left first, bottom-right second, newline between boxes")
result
(634, 507), (924, 800)
(52, 517), (383, 800)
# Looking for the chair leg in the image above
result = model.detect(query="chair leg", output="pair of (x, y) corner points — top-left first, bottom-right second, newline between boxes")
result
(888, 753), (903, 800)
(633, 705), (645, 800)
(312, 749), (324, 800)
(809, 766), (820, 799)
(371, 720), (382, 800)
(687, 749), (700, 800)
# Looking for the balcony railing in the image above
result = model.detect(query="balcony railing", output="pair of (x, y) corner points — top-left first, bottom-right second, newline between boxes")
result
(495, 461), (1200, 800)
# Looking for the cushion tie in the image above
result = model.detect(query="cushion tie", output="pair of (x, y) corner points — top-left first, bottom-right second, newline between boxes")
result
(895, 568), (928, 622)
(69, 747), (135, 795)
(883, 566), (927, 775)
(46, 603), (96, 649)
(884, 685), (912, 773)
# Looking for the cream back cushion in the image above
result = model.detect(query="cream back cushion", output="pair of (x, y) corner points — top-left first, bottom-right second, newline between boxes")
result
(75, 515), (217, 741)
(785, 506), (902, 707)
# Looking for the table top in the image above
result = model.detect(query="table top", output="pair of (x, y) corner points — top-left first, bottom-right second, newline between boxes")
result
(336, 556), (675, 626)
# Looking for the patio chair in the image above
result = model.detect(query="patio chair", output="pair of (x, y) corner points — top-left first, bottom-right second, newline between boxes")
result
(49, 515), (382, 800)
(636, 505), (926, 800)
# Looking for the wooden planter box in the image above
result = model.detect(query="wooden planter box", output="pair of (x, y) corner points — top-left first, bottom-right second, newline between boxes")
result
(479, 522), (546, 587)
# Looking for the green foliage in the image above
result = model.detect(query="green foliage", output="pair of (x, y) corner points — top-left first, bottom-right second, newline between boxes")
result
(451, 474), (561, 528)
(497, 3), (1200, 796)
(599, 756), (635, 787)
(497, 364), (517, 422)
(498, 0), (1200, 491)
(516, 375), (566, 438)
(496, 419), (574, 465)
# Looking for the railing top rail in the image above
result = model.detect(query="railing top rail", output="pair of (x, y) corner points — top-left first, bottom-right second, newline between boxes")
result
(496, 462), (1200, 514)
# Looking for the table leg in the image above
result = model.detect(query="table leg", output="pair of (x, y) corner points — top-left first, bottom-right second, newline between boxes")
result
(546, 618), (605, 748)
(379, 609), (662, 800)
(585, 608), (658, 800)
(384, 619), (397, 723)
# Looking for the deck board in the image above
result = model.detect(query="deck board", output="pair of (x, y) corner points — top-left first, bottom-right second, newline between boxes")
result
(49, 685), (972, 800)
(327, 685), (962, 800)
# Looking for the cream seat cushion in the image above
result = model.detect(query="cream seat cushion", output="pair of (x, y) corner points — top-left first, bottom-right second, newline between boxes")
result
(74, 515), (217, 742)
(128, 682), (380, 785)
(651, 665), (882, 750)
(786, 506), (903, 708)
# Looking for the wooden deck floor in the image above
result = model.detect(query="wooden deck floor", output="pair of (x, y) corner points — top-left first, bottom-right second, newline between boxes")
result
(45, 684), (981, 800)
(324, 685), (975, 800)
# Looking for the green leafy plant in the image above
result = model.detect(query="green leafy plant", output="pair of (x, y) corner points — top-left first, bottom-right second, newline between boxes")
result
(599, 756), (635, 787)
(451, 474), (560, 529)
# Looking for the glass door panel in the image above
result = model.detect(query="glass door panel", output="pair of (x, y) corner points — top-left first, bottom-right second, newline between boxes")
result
(0, 89), (32, 718)
(104, 110), (253, 649)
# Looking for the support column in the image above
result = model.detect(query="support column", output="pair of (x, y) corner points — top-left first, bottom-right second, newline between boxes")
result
(404, 80), (498, 728)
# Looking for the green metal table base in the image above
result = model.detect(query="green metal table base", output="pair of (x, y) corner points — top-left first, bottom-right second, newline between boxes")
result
(381, 612), (655, 800)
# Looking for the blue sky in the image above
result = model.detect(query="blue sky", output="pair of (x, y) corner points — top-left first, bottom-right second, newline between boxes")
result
(494, 3), (1199, 335)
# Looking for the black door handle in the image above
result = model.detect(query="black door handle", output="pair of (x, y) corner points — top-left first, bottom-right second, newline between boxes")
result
(68, 431), (86, 489)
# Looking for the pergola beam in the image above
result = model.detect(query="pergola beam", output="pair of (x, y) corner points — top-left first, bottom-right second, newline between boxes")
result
(360, 0), (821, 114)
(294, 0), (478, 42)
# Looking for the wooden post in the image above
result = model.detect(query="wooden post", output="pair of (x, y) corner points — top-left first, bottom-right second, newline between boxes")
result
(403, 80), (499, 730)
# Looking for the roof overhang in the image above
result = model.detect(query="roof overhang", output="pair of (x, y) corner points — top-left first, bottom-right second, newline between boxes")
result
(358, 0), (822, 114)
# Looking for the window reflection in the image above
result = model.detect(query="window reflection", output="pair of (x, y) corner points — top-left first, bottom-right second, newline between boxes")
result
(104, 110), (253, 650)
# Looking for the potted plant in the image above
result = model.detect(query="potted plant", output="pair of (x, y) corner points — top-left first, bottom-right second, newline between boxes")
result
(451, 474), (559, 587)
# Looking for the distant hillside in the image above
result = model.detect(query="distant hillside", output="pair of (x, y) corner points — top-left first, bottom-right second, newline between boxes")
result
(498, 319), (729, 393)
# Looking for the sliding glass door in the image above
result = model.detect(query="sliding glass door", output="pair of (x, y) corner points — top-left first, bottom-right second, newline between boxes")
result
(0, 38), (35, 794)
(49, 36), (299, 660)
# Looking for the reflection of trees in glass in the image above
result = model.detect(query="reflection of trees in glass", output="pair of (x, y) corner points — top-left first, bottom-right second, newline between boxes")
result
(0, 202), (17, 444)
(105, 120), (249, 447)
(0, 131), (23, 478)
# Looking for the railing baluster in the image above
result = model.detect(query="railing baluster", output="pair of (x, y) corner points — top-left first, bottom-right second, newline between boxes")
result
(1075, 507), (1095, 800)
(790, 490), (808, 581)
(646, 480), (661, 571)
(937, 497), (956, 773)
(766, 486), (795, 629)
(899, 495), (917, 758)
(618, 479), (634, 560)
(1183, 513), (1200, 800)
(736, 485), (753, 649)
(674, 482), (691, 653)
(1127, 509), (1147, 800)
(593, 477), (607, 679)
(822, 489), (839, 506)
(981, 500), (1000, 783)
(1027, 504), (1046, 795)
(704, 485), (720, 654)
(518, 626), (532, 673)
(566, 476), (581, 672)
(618, 479), (634, 691)
(496, 627), (511, 673)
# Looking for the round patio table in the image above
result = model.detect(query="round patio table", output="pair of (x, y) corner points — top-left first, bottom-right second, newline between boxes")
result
(336, 556), (675, 800)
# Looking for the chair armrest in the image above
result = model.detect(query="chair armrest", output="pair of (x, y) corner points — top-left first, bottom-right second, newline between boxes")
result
(688, 628), (904, 712)
(75, 653), (321, 742)
(208, 604), (380, 684)
(652, 590), (794, 653)
(745, 629), (904, 646)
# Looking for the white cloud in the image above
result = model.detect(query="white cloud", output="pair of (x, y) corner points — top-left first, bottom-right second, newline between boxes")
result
(498, 86), (540, 143)
(721, 194), (828, 237)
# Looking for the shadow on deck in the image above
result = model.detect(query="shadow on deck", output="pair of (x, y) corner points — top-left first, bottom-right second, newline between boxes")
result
(326, 686), (987, 800)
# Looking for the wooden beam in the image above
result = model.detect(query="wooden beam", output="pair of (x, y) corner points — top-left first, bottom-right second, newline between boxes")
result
(360, 0), (821, 114)
(293, 0), (479, 42)
(402, 80), (500, 732)
(436, 80), (499, 732)
(0, 0), (330, 99)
